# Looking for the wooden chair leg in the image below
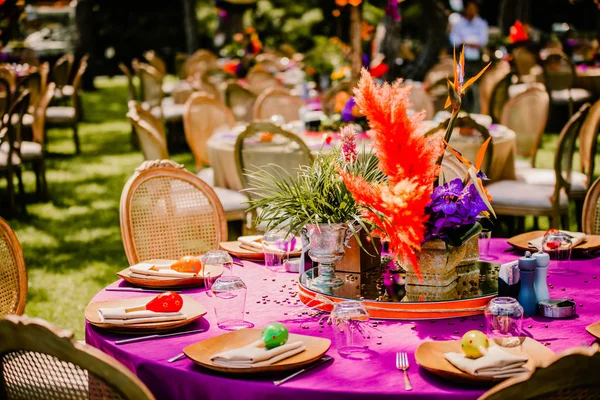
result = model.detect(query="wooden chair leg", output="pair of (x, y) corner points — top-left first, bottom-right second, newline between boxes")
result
(15, 167), (26, 215)
(550, 213), (560, 230)
(574, 199), (584, 232)
(72, 122), (80, 154)
(560, 212), (570, 231)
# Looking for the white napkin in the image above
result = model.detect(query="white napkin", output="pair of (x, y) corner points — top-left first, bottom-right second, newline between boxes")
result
(238, 235), (263, 252)
(211, 340), (306, 368)
(98, 307), (187, 325)
(444, 346), (529, 378)
(528, 230), (587, 251)
(128, 260), (200, 279)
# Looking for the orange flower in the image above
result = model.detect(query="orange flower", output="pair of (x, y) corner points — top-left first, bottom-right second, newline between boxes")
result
(349, 0), (363, 5)
(333, 91), (351, 113)
(341, 70), (444, 279)
(445, 46), (491, 110)
(335, 0), (348, 5)
(361, 22), (374, 40)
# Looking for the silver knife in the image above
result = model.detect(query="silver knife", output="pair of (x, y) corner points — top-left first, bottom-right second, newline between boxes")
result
(106, 287), (182, 293)
(273, 356), (334, 386)
(115, 329), (205, 345)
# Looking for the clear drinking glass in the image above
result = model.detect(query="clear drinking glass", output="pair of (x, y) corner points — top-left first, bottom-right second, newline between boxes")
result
(331, 301), (377, 360)
(542, 231), (572, 273)
(479, 231), (492, 259)
(262, 230), (296, 271)
(211, 276), (254, 330)
(202, 250), (234, 276)
(484, 297), (524, 344)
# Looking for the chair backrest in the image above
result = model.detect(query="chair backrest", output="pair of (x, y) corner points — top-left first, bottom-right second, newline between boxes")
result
(39, 62), (50, 94)
(500, 87), (549, 163)
(52, 54), (74, 89)
(0, 217), (26, 317)
(423, 58), (454, 86)
(233, 121), (314, 196)
(583, 177), (600, 235)
(31, 82), (55, 145)
(190, 74), (222, 102)
(130, 101), (166, 141)
(489, 73), (513, 124)
(127, 103), (168, 161)
(224, 80), (257, 122)
(182, 50), (218, 79)
(6, 90), (31, 156)
(511, 46), (539, 78)
(0, 315), (155, 400)
(578, 98), (600, 186)
(118, 63), (137, 102)
(479, 61), (511, 115)
(480, 344), (600, 400)
(253, 88), (304, 122)
(407, 82), (435, 120)
(0, 77), (11, 116)
(143, 50), (167, 76)
(246, 66), (281, 94)
(16, 71), (42, 112)
(542, 50), (576, 92)
(71, 59), (87, 117)
(120, 160), (227, 265)
(0, 65), (16, 93)
(554, 103), (591, 202)
(183, 92), (235, 171)
(133, 62), (163, 108)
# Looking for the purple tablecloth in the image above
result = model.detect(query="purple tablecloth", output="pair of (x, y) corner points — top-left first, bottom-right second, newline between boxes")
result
(85, 239), (600, 400)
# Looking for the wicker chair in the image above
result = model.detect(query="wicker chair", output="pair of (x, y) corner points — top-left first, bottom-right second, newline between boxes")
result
(479, 61), (511, 116)
(39, 62), (50, 95)
(143, 50), (167, 77)
(487, 103), (591, 230)
(577, 98), (600, 192)
(511, 46), (540, 81)
(246, 66), (281, 94)
(253, 88), (304, 122)
(16, 71), (42, 113)
(542, 50), (592, 116)
(182, 50), (218, 79)
(489, 73), (513, 124)
(0, 65), (16, 93)
(127, 102), (168, 161)
(133, 62), (163, 109)
(189, 75), (222, 103)
(501, 87), (550, 166)
(0, 217), (26, 317)
(46, 58), (87, 154)
(224, 80), (257, 122)
(0, 315), (155, 400)
(0, 77), (11, 117)
(583, 177), (600, 235)
(480, 344), (600, 400)
(120, 160), (228, 265)
(51, 54), (74, 100)
(118, 63), (137, 102)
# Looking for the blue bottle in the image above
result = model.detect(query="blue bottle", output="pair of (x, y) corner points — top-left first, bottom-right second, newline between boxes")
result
(533, 251), (550, 303)
(517, 251), (538, 316)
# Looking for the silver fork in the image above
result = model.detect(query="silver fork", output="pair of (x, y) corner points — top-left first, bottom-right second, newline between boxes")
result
(396, 352), (412, 391)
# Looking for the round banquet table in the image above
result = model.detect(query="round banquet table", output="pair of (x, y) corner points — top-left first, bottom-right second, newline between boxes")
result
(576, 66), (600, 98)
(207, 119), (517, 192)
(86, 239), (599, 400)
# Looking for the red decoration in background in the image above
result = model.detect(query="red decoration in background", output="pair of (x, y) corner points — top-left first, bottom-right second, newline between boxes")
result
(509, 20), (529, 44)
(370, 63), (389, 78)
(146, 292), (184, 313)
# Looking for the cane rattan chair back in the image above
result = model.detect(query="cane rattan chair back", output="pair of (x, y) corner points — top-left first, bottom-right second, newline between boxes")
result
(234, 121), (314, 197)
(31, 83), (55, 145)
(500, 87), (549, 164)
(511, 46), (539, 79)
(52, 54), (73, 89)
(143, 50), (167, 77)
(39, 62), (50, 94)
(253, 88), (304, 123)
(0, 315), (155, 400)
(246, 66), (280, 94)
(578, 98), (600, 188)
(130, 101), (166, 141)
(16, 71), (42, 113)
(190, 75), (222, 103)
(133, 62), (163, 109)
(118, 63), (137, 102)
(542, 50), (576, 92)
(8, 91), (31, 157)
(127, 103), (168, 161)
(225, 80), (257, 122)
(583, 177), (600, 235)
(0, 65), (16, 93)
(489, 73), (513, 124)
(0, 77), (11, 117)
(481, 344), (600, 400)
(0, 217), (27, 317)
(183, 92), (235, 171)
(479, 61), (511, 115)
(71, 58), (87, 116)
(120, 160), (227, 265)
(182, 50), (218, 79)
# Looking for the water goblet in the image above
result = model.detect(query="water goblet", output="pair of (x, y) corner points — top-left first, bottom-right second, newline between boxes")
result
(484, 297), (524, 347)
(331, 301), (377, 360)
(542, 230), (573, 274)
(211, 276), (254, 331)
(262, 230), (296, 272)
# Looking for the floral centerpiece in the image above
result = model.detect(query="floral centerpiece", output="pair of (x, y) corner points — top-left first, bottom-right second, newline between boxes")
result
(340, 47), (493, 286)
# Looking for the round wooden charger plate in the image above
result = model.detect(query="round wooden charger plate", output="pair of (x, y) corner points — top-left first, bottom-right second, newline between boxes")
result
(586, 322), (600, 339)
(85, 295), (206, 334)
(183, 328), (331, 374)
(507, 231), (600, 252)
(415, 337), (554, 384)
(219, 241), (302, 261)
(116, 264), (224, 289)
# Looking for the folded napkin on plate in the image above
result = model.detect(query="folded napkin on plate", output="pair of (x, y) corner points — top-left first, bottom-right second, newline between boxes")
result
(238, 235), (263, 252)
(444, 346), (529, 378)
(211, 340), (306, 368)
(128, 262), (199, 279)
(98, 307), (187, 325)
(528, 230), (587, 250)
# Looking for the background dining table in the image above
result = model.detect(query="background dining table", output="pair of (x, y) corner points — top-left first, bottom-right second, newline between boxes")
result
(86, 239), (599, 400)
(206, 119), (517, 192)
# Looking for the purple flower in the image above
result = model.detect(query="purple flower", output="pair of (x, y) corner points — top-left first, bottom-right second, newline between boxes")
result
(430, 178), (463, 214)
(341, 97), (356, 122)
(276, 236), (296, 253)
(385, 0), (401, 22)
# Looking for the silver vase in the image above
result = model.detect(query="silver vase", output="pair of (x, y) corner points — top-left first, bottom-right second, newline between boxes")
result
(301, 223), (354, 290)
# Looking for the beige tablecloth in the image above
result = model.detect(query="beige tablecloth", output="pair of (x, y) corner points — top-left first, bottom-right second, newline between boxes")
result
(207, 118), (517, 191)
(576, 68), (600, 98)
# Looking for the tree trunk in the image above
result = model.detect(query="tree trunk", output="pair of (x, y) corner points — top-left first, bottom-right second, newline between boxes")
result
(181, 0), (199, 54)
(382, 14), (402, 81)
(350, 5), (362, 84)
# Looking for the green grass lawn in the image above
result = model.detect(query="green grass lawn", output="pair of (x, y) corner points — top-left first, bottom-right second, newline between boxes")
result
(3, 77), (597, 338)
